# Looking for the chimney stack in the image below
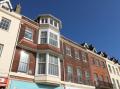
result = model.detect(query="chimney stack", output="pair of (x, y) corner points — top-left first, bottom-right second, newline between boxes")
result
(15, 4), (21, 14)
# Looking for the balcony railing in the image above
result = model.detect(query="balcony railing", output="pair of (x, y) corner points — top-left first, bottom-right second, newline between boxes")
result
(94, 81), (113, 89)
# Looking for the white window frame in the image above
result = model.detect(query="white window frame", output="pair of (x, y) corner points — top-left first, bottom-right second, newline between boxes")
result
(38, 53), (46, 74)
(36, 53), (60, 77)
(40, 31), (47, 44)
(24, 29), (33, 41)
(67, 65), (73, 82)
(0, 17), (11, 31)
(81, 51), (87, 62)
(49, 32), (58, 47)
(48, 54), (59, 76)
(75, 50), (79, 59)
(18, 51), (29, 73)
(77, 68), (82, 83)
(0, 44), (3, 57)
(66, 46), (71, 56)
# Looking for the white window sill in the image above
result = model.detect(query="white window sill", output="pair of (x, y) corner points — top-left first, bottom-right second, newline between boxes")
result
(24, 37), (33, 42)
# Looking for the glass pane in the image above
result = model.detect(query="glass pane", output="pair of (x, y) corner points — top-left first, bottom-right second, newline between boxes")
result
(39, 54), (46, 62)
(0, 17), (11, 30)
(77, 68), (82, 83)
(18, 51), (29, 73)
(0, 44), (3, 56)
(38, 63), (46, 74)
(24, 30), (32, 40)
(67, 66), (73, 82)
(49, 55), (59, 76)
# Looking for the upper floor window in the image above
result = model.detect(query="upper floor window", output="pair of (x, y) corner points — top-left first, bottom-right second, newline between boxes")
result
(75, 50), (79, 59)
(81, 52), (87, 62)
(54, 21), (58, 27)
(94, 73), (99, 85)
(0, 44), (3, 57)
(112, 78), (117, 89)
(41, 18), (48, 24)
(116, 79), (120, 89)
(99, 75), (103, 81)
(108, 64), (112, 73)
(38, 54), (46, 74)
(49, 32), (58, 47)
(85, 71), (90, 84)
(40, 31), (47, 44)
(101, 61), (105, 68)
(0, 17), (11, 30)
(37, 53), (59, 76)
(66, 46), (71, 56)
(24, 29), (33, 40)
(50, 19), (53, 25)
(116, 68), (119, 76)
(67, 65), (73, 82)
(18, 51), (29, 73)
(96, 60), (100, 67)
(49, 54), (59, 76)
(77, 68), (82, 83)
(112, 66), (116, 74)
(92, 58), (95, 64)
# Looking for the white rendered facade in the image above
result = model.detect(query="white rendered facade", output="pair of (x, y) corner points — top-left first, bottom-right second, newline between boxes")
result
(0, 1), (21, 77)
(106, 59), (120, 89)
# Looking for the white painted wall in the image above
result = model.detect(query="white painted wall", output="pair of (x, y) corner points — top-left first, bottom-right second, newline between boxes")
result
(106, 59), (120, 89)
(0, 8), (21, 77)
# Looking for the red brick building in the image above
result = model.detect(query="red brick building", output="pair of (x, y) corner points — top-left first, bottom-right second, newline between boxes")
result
(8, 14), (113, 89)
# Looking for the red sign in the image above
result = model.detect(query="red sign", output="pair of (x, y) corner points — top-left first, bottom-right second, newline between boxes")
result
(0, 77), (8, 87)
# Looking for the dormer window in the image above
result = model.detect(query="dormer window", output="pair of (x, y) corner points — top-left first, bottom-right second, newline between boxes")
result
(41, 18), (48, 24)
(45, 18), (48, 23)
(54, 21), (57, 27)
(41, 18), (44, 23)
(50, 19), (53, 25)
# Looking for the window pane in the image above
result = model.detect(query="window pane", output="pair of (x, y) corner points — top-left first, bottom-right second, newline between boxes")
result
(66, 46), (71, 56)
(112, 78), (117, 89)
(41, 31), (47, 44)
(18, 51), (29, 73)
(94, 73), (99, 85)
(77, 68), (82, 83)
(108, 64), (112, 73)
(116, 80), (120, 89)
(50, 19), (53, 25)
(24, 30), (32, 40)
(101, 61), (105, 68)
(38, 54), (46, 74)
(49, 54), (59, 76)
(81, 52), (87, 62)
(0, 17), (11, 30)
(0, 44), (3, 57)
(49, 32), (58, 47)
(38, 63), (46, 74)
(67, 65), (73, 82)
(75, 50), (79, 59)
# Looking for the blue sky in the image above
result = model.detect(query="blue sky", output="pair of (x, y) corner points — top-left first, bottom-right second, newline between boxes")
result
(11, 0), (120, 60)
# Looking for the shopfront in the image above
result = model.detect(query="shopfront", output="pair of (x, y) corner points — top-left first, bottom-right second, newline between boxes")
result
(8, 79), (64, 89)
(0, 77), (8, 89)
